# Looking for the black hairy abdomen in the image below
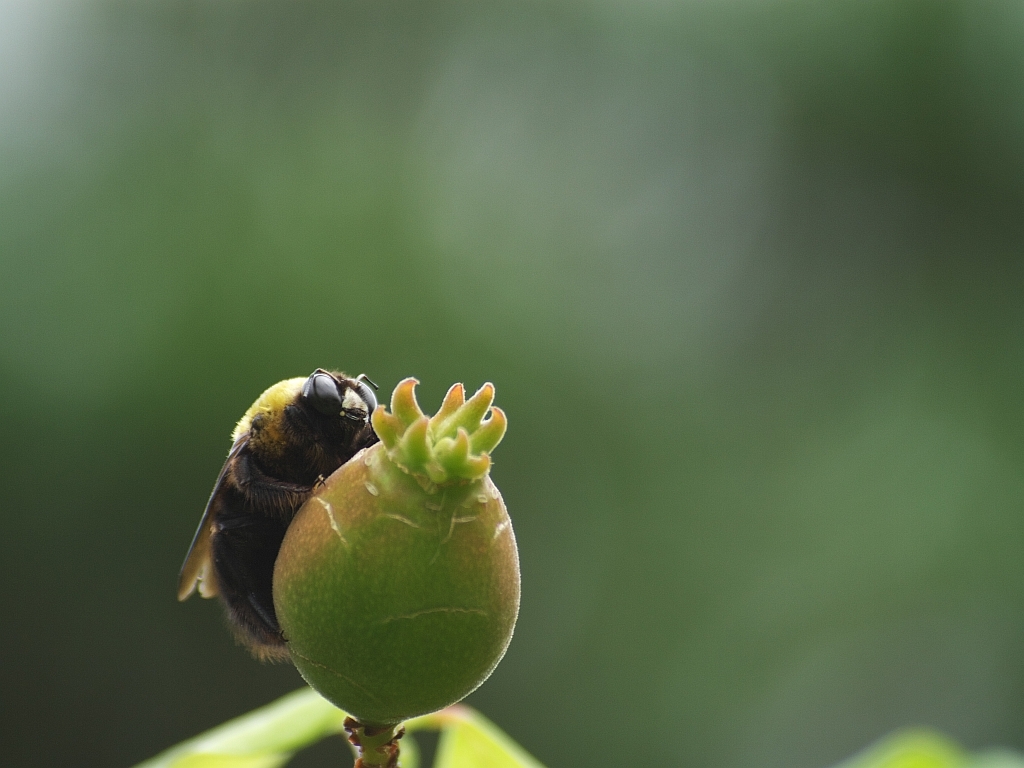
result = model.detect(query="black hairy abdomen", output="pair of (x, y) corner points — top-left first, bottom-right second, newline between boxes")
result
(210, 484), (293, 650)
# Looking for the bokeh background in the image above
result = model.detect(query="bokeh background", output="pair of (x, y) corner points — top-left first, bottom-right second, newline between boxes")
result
(4, 1), (1024, 766)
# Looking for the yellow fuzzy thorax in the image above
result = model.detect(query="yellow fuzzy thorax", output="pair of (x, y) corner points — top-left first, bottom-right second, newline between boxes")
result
(231, 377), (305, 444)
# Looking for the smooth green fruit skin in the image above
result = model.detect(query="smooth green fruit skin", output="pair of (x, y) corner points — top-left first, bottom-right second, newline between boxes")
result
(273, 442), (520, 725)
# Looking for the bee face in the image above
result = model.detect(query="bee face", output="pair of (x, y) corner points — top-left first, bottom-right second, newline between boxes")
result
(301, 369), (377, 423)
(178, 370), (380, 660)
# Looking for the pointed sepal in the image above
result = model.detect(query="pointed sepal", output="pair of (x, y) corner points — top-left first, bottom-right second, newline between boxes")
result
(371, 379), (506, 486)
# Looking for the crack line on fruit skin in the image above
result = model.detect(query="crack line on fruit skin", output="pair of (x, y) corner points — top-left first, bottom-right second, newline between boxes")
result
(317, 498), (348, 547)
(429, 511), (476, 565)
(289, 650), (382, 703)
(441, 512), (476, 544)
(380, 607), (487, 624)
(492, 520), (509, 541)
(382, 513), (423, 529)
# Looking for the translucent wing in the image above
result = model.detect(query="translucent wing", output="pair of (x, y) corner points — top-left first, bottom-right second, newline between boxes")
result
(177, 436), (248, 601)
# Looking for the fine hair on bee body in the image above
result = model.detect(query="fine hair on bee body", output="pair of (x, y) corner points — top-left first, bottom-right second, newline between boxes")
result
(178, 369), (379, 660)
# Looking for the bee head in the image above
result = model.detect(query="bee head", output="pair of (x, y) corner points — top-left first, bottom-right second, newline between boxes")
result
(302, 369), (377, 424)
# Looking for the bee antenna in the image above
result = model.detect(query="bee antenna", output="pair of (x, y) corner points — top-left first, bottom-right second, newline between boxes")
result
(356, 374), (379, 391)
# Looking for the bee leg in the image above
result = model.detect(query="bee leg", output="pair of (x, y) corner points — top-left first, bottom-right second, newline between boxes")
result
(210, 496), (290, 654)
(233, 452), (311, 518)
(247, 594), (283, 640)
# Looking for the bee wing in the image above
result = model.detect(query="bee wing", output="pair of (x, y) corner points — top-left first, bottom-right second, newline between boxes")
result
(177, 436), (248, 601)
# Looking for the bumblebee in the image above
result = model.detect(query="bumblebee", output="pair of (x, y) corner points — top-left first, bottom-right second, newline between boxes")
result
(178, 369), (379, 660)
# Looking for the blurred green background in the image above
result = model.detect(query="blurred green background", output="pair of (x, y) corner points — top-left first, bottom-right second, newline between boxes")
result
(3, 1), (1024, 766)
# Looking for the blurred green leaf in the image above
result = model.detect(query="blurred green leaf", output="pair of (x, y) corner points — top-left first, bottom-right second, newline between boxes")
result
(833, 730), (969, 768)
(131, 688), (344, 768)
(399, 730), (420, 768)
(836, 731), (1024, 768)
(411, 706), (546, 768)
(133, 689), (546, 768)
(164, 757), (288, 768)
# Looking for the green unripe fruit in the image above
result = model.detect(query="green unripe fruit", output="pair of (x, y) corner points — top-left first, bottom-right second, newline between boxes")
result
(273, 379), (520, 726)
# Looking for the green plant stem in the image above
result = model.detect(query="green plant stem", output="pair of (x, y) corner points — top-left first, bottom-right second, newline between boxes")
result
(344, 717), (404, 768)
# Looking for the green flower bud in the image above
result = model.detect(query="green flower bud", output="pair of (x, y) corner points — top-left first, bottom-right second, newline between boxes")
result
(273, 379), (520, 725)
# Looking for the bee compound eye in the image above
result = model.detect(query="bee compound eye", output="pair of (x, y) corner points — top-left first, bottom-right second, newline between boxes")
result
(303, 372), (344, 415)
(354, 380), (377, 415)
(341, 384), (373, 422)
